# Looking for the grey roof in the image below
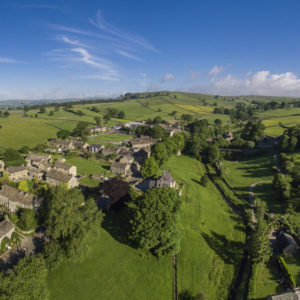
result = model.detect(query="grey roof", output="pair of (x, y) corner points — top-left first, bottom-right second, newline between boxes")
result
(90, 144), (103, 149)
(6, 166), (27, 174)
(268, 290), (300, 300)
(111, 162), (129, 169)
(0, 185), (37, 206)
(161, 170), (173, 181)
(26, 154), (50, 162)
(54, 163), (73, 171)
(0, 219), (14, 238)
(47, 170), (72, 182)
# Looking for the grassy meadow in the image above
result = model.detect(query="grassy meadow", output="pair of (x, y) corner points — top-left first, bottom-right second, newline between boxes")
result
(47, 155), (246, 299)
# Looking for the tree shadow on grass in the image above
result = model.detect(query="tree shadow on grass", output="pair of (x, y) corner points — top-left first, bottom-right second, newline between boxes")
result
(101, 206), (137, 249)
(191, 178), (201, 185)
(201, 231), (244, 265)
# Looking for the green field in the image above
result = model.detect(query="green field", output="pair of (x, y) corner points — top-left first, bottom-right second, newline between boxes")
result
(88, 133), (132, 145)
(162, 156), (245, 298)
(66, 157), (110, 186)
(47, 155), (246, 299)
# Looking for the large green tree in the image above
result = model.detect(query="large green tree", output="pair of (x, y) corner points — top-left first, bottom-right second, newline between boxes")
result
(0, 255), (49, 300)
(152, 142), (168, 165)
(141, 157), (159, 178)
(129, 188), (183, 257)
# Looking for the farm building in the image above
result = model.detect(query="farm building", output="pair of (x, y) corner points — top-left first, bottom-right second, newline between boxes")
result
(46, 170), (78, 189)
(0, 218), (15, 245)
(6, 166), (29, 182)
(0, 185), (41, 212)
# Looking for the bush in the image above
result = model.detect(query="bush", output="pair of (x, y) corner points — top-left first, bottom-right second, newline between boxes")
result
(201, 174), (209, 186)
(17, 208), (37, 231)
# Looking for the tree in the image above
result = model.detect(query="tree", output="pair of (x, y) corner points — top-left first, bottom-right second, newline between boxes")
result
(94, 116), (103, 126)
(248, 221), (271, 264)
(129, 188), (183, 257)
(214, 119), (222, 126)
(72, 122), (90, 139)
(57, 129), (71, 140)
(2, 148), (25, 167)
(152, 143), (168, 165)
(18, 208), (37, 231)
(18, 180), (30, 192)
(39, 106), (46, 114)
(100, 178), (130, 209)
(117, 110), (125, 119)
(241, 121), (265, 141)
(3, 111), (9, 118)
(204, 144), (220, 163)
(0, 254), (49, 300)
(45, 185), (103, 261)
(273, 173), (291, 200)
(19, 145), (30, 154)
(141, 157), (159, 178)
(201, 174), (209, 186)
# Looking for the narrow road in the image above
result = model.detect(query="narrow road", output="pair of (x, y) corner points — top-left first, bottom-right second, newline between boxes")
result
(249, 180), (272, 227)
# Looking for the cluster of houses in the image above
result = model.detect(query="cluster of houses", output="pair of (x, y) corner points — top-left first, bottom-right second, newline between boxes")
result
(1, 154), (79, 189)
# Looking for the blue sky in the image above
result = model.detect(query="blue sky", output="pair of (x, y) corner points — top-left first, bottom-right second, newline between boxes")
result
(1, 0), (300, 100)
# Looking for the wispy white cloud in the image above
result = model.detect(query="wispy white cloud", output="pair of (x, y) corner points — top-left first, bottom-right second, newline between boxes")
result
(115, 49), (143, 62)
(60, 36), (89, 48)
(90, 10), (158, 53)
(161, 73), (175, 83)
(0, 57), (21, 63)
(83, 74), (119, 82)
(209, 65), (223, 77)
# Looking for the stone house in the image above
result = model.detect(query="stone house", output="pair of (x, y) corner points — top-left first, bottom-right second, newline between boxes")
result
(110, 162), (131, 176)
(267, 289), (300, 300)
(90, 126), (107, 134)
(0, 160), (5, 172)
(6, 166), (29, 182)
(70, 138), (89, 150)
(276, 231), (299, 256)
(118, 155), (134, 164)
(46, 170), (78, 188)
(0, 185), (41, 212)
(102, 147), (119, 156)
(89, 144), (103, 154)
(26, 154), (52, 167)
(159, 124), (181, 137)
(149, 170), (176, 189)
(130, 136), (158, 151)
(0, 218), (15, 245)
(54, 163), (77, 177)
(49, 139), (75, 152)
(26, 154), (52, 179)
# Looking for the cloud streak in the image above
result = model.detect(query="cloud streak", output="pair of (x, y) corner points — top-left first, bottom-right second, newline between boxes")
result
(0, 57), (20, 63)
(90, 10), (158, 53)
(115, 49), (143, 62)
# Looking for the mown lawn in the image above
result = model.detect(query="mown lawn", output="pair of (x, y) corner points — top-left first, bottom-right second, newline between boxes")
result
(0, 116), (58, 148)
(47, 155), (246, 299)
(250, 261), (283, 299)
(47, 213), (173, 300)
(162, 155), (246, 299)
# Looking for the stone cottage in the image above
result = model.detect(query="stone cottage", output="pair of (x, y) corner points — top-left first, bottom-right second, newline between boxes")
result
(6, 166), (29, 182)
(110, 162), (131, 177)
(46, 170), (78, 189)
(0, 185), (41, 212)
(0, 218), (15, 245)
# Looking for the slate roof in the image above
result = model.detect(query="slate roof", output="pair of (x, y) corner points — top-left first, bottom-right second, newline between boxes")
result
(47, 170), (72, 182)
(6, 166), (27, 174)
(0, 219), (14, 238)
(0, 185), (37, 206)
(54, 163), (73, 171)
